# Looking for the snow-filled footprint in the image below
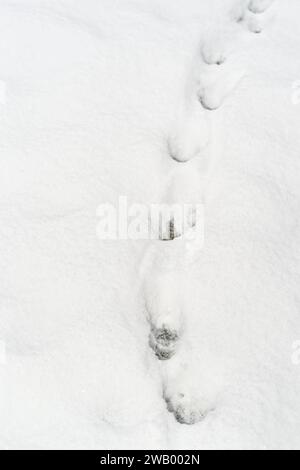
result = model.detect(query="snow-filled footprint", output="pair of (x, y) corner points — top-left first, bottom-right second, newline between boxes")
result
(230, 0), (273, 29)
(201, 34), (227, 66)
(142, 225), (204, 362)
(248, 0), (274, 14)
(198, 63), (245, 111)
(232, 0), (274, 34)
(246, 6), (275, 34)
(144, 266), (184, 361)
(167, 98), (210, 162)
(160, 161), (207, 240)
(247, 13), (264, 33)
(231, 0), (250, 24)
(161, 345), (221, 425)
(200, 17), (239, 67)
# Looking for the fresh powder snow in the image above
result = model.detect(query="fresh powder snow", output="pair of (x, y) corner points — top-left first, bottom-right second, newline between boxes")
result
(0, 0), (300, 450)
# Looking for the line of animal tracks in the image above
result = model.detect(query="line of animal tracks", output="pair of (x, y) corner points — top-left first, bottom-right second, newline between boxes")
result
(141, 0), (276, 425)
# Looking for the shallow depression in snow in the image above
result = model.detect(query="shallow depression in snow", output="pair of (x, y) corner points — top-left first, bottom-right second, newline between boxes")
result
(0, 0), (300, 450)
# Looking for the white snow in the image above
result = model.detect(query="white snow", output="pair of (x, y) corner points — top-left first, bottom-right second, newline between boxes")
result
(0, 0), (300, 449)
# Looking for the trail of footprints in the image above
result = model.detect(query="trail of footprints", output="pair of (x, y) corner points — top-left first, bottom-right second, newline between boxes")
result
(143, 0), (275, 425)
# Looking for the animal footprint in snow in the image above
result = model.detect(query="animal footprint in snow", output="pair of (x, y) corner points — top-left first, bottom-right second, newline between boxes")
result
(201, 36), (227, 66)
(162, 358), (217, 425)
(248, 0), (274, 14)
(168, 101), (210, 162)
(231, 0), (250, 23)
(198, 65), (245, 111)
(200, 23), (238, 66)
(247, 14), (263, 33)
(150, 325), (181, 360)
(232, 0), (273, 33)
(160, 162), (206, 240)
(159, 217), (181, 242)
(164, 390), (211, 424)
(231, 0), (273, 31)
(161, 344), (223, 424)
(246, 7), (275, 34)
(144, 270), (183, 360)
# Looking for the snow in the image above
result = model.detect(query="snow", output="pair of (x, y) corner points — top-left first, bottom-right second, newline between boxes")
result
(0, 0), (300, 449)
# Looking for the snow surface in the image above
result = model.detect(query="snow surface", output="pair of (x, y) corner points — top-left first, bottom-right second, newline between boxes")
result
(0, 0), (300, 449)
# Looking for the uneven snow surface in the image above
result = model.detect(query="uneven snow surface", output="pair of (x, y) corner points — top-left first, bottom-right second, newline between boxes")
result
(0, 0), (300, 449)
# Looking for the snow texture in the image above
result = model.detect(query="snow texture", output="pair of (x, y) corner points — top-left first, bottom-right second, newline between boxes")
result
(0, 0), (300, 450)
